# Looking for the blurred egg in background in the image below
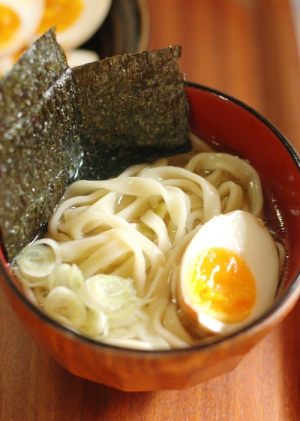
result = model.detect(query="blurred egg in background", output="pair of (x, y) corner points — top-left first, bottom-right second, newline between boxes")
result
(0, 0), (44, 57)
(37, 0), (112, 50)
(0, 0), (112, 76)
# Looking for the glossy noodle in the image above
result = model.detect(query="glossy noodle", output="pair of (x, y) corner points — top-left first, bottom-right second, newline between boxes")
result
(12, 135), (281, 350)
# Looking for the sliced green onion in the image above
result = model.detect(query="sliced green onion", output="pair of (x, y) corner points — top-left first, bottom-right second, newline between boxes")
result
(131, 222), (154, 240)
(44, 286), (86, 329)
(109, 311), (148, 338)
(13, 238), (61, 283)
(154, 201), (168, 219)
(11, 266), (48, 288)
(48, 263), (84, 291)
(78, 274), (138, 313)
(79, 307), (108, 336)
(77, 274), (148, 336)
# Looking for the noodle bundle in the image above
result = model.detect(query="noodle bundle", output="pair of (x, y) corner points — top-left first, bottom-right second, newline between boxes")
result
(13, 140), (266, 350)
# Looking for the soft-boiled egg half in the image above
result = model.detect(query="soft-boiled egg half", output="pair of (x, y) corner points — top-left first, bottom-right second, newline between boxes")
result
(0, 0), (112, 77)
(0, 0), (44, 57)
(36, 0), (112, 50)
(179, 210), (280, 336)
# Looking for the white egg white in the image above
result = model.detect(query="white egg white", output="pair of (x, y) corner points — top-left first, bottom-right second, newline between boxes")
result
(0, 0), (44, 57)
(66, 49), (99, 68)
(42, 0), (112, 51)
(0, 55), (14, 77)
(179, 210), (280, 335)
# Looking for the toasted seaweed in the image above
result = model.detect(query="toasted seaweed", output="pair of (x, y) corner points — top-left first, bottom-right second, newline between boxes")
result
(0, 30), (190, 261)
(0, 29), (82, 261)
(72, 46), (190, 179)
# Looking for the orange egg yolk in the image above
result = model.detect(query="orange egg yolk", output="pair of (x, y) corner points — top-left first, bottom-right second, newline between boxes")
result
(186, 248), (257, 323)
(0, 6), (20, 48)
(37, 0), (84, 34)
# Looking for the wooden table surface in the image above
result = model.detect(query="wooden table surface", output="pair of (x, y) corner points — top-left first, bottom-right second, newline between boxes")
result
(1, 1), (300, 420)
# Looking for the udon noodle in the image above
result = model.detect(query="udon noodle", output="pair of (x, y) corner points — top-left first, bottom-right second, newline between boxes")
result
(12, 134), (282, 350)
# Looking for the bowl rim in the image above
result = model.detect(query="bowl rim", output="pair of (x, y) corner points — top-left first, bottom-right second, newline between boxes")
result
(187, 82), (300, 169)
(1, 81), (300, 357)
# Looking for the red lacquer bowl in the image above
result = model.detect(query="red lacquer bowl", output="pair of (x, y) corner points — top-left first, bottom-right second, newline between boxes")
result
(1, 82), (300, 391)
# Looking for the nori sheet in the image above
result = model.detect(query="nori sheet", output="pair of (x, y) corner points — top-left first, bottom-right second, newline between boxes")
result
(72, 46), (190, 179)
(0, 29), (82, 261)
(0, 30), (190, 261)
